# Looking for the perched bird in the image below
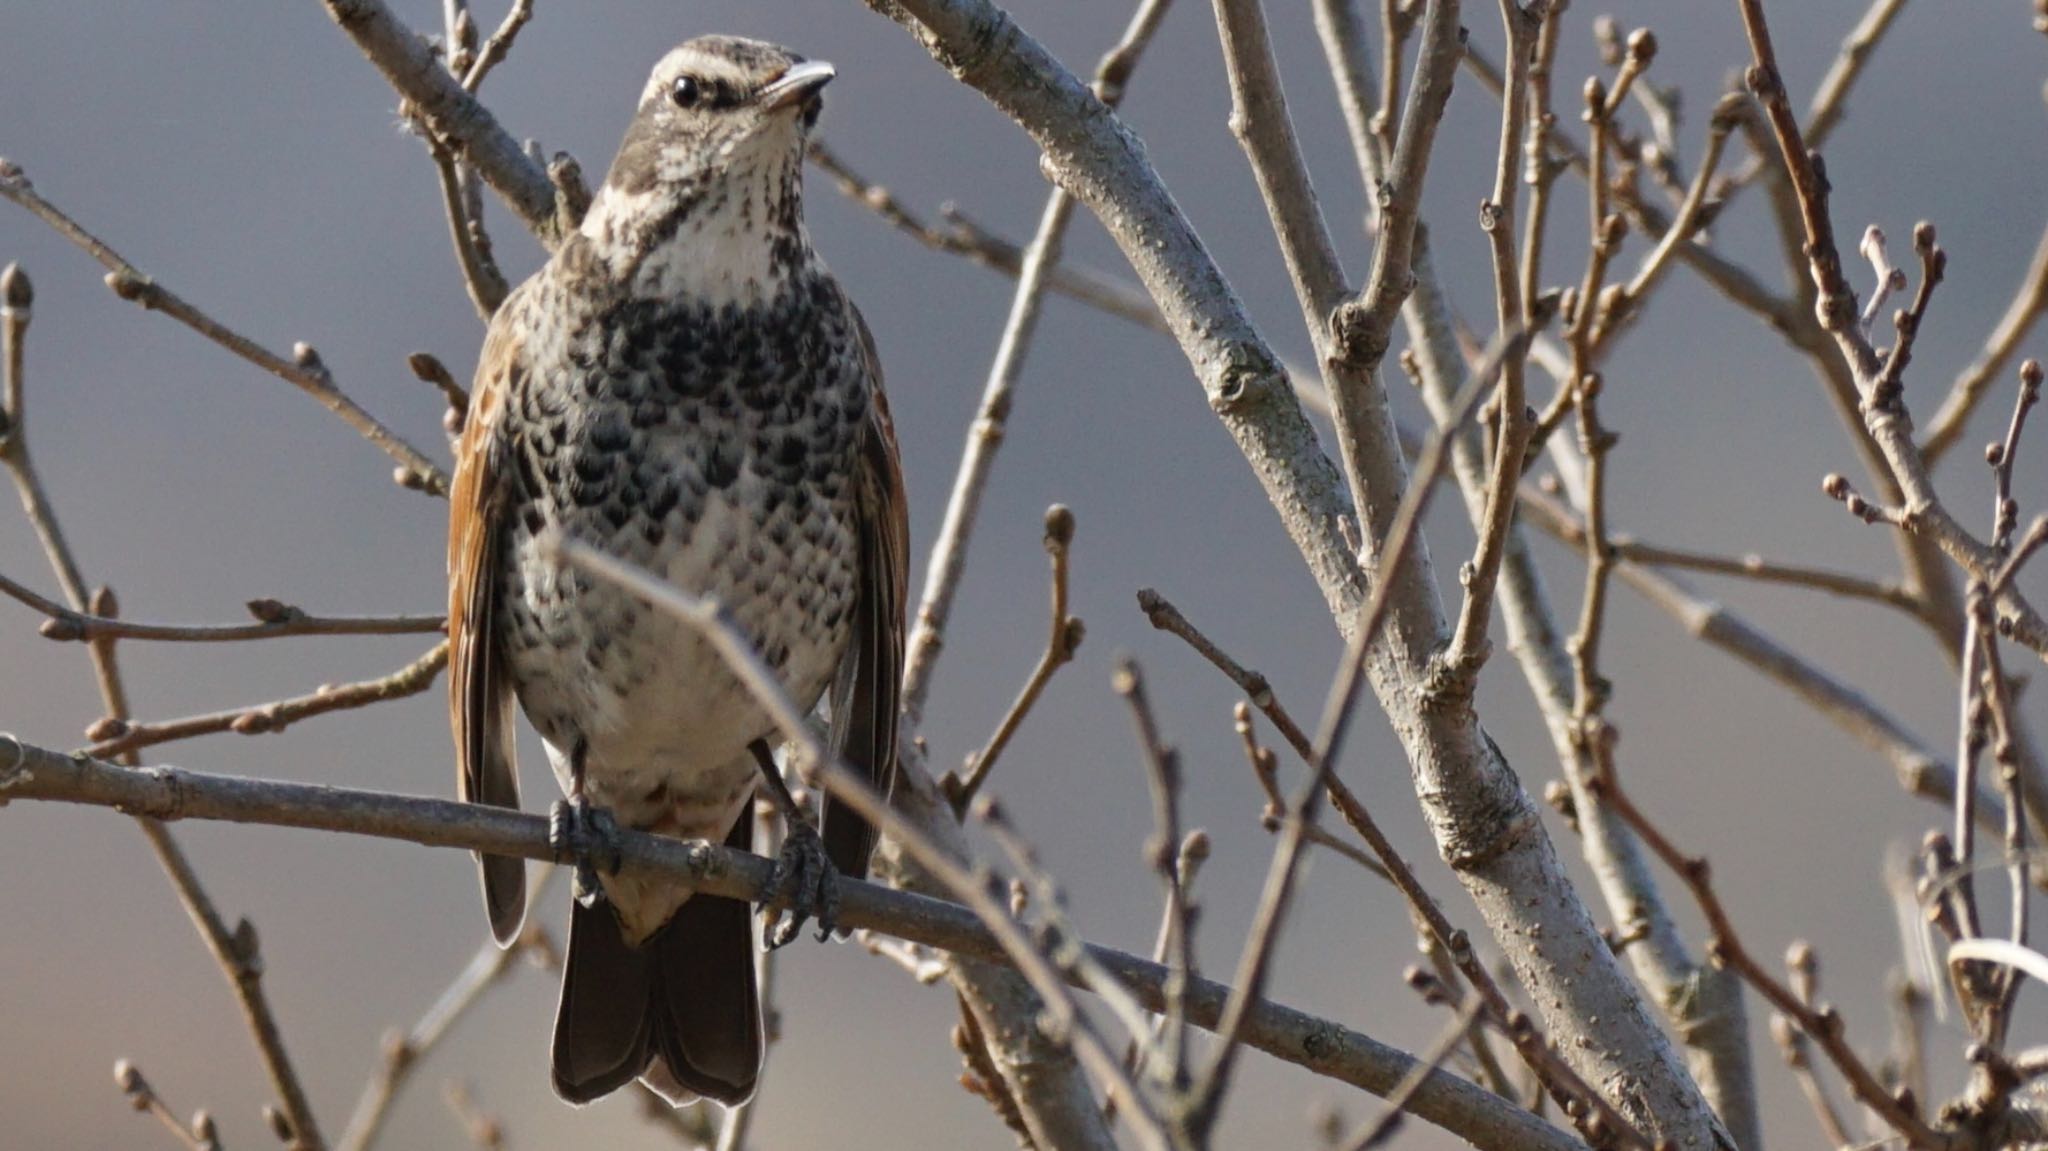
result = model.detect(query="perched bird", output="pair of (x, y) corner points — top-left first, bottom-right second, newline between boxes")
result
(447, 35), (905, 1107)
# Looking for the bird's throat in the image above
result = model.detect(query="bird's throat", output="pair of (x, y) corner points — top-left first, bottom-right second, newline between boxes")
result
(579, 165), (811, 308)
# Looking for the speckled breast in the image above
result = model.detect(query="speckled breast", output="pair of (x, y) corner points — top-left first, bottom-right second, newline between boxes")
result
(494, 265), (870, 811)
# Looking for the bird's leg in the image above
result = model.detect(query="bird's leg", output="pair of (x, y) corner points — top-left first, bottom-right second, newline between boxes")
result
(550, 738), (624, 908)
(750, 738), (839, 947)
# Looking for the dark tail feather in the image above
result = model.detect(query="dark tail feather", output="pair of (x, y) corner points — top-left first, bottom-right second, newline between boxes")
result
(551, 898), (655, 1104)
(644, 878), (762, 1106)
(479, 853), (527, 946)
(551, 818), (761, 1108)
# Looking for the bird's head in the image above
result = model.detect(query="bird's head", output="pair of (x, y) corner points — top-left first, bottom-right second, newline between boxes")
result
(580, 37), (831, 299)
(599, 36), (829, 208)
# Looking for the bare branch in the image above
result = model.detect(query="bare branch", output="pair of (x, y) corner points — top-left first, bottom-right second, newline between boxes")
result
(1590, 741), (1948, 1147)
(1804, 0), (1911, 148)
(423, 137), (510, 322)
(338, 917), (554, 1151)
(946, 505), (1084, 810)
(1731, 1), (2048, 659)
(1114, 658), (1199, 1091)
(2, 264), (325, 1150)
(82, 642), (449, 759)
(901, 0), (1167, 721)
(0, 574), (442, 644)
(319, 0), (565, 241)
(1439, 0), (1538, 684)
(0, 735), (1590, 1151)
(1925, 224), (2048, 463)
(440, 1082), (505, 1151)
(114, 1060), (225, 1151)
(459, 0), (531, 91)
(0, 171), (447, 495)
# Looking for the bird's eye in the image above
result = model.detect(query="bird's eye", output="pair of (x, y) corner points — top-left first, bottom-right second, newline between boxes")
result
(670, 75), (702, 109)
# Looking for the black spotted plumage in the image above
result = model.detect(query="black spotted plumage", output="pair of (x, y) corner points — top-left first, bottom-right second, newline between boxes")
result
(447, 34), (904, 1112)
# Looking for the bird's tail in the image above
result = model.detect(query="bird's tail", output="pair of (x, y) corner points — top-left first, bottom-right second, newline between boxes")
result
(551, 823), (762, 1107)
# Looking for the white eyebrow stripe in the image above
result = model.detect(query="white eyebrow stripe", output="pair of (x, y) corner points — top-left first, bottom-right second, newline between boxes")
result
(638, 49), (771, 107)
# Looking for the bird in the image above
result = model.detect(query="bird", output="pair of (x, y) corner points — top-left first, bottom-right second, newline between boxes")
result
(446, 34), (905, 1108)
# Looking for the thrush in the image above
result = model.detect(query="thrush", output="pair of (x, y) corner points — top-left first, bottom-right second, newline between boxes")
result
(447, 35), (905, 1107)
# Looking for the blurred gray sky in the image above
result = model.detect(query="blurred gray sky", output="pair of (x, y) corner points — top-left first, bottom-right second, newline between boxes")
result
(2, 1), (2045, 1147)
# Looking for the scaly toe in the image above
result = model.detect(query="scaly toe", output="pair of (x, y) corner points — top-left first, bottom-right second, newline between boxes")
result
(763, 822), (836, 950)
(549, 798), (623, 908)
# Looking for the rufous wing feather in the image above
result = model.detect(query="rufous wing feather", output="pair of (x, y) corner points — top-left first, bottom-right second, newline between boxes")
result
(450, 304), (528, 945)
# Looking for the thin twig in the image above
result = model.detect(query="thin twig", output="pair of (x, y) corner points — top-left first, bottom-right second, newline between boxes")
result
(0, 167), (447, 495)
(1115, 658), (1199, 1091)
(1590, 740), (1949, 1146)
(338, 914), (554, 1151)
(1438, 0), (1539, 683)
(1718, 0), (1910, 193)
(715, 800), (780, 1151)
(1537, 521), (1925, 619)
(1588, 94), (1740, 358)
(808, 144), (1164, 334)
(897, 0), (1173, 722)
(1925, 224), (2048, 463)
(1769, 1012), (1856, 1150)
(82, 642), (449, 759)
(1339, 997), (1487, 1151)
(459, 0), (531, 90)
(115, 1060), (224, 1151)
(0, 574), (442, 643)
(976, 799), (1170, 1092)
(424, 136), (511, 322)
(1132, 586), (1389, 884)
(1516, 475), (1980, 815)
(1234, 702), (1393, 882)
(945, 505), (1085, 810)
(440, 1083), (505, 1150)
(1733, 0), (2048, 660)
(1563, 63), (1631, 722)
(1517, 2), (1567, 320)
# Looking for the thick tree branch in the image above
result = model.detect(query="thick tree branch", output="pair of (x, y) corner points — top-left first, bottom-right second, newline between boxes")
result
(860, 4), (1730, 1143)
(864, 0), (1366, 628)
(1398, 241), (1760, 1148)
(319, 0), (565, 243)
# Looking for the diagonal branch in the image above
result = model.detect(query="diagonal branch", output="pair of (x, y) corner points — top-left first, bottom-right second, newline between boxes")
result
(319, 0), (563, 242)
(899, 0), (1173, 723)
(0, 168), (447, 496)
(860, 3), (1731, 1143)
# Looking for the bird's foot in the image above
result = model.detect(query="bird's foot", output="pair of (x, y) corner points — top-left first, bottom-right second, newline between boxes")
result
(549, 797), (624, 908)
(762, 818), (840, 948)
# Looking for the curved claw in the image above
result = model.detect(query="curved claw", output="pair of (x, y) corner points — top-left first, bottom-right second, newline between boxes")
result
(762, 820), (840, 949)
(549, 797), (623, 908)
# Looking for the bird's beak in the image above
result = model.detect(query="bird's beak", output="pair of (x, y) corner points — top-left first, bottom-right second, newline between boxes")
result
(758, 61), (836, 112)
